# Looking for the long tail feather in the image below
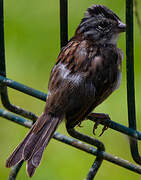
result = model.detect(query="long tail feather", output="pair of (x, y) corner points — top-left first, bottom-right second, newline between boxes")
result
(23, 121), (49, 161)
(26, 116), (61, 177)
(27, 160), (36, 177)
(6, 125), (35, 168)
(6, 113), (63, 177)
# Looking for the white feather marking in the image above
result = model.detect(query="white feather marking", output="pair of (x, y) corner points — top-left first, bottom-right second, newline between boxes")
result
(59, 64), (70, 79)
(59, 64), (83, 84)
(47, 90), (51, 96)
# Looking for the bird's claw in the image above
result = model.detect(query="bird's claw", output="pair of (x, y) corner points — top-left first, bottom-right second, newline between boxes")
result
(91, 113), (110, 136)
(99, 124), (109, 137)
(93, 121), (100, 135)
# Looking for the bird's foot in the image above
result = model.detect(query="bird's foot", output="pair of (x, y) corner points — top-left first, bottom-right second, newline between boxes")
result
(88, 113), (110, 136)
(99, 124), (109, 136)
(93, 120), (100, 135)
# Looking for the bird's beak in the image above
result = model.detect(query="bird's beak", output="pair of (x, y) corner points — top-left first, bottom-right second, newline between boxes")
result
(117, 21), (126, 33)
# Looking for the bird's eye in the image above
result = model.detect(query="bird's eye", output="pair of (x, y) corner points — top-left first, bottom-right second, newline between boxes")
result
(98, 25), (105, 30)
(97, 22), (109, 31)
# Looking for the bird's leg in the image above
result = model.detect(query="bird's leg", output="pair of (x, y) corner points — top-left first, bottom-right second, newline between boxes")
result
(87, 113), (111, 136)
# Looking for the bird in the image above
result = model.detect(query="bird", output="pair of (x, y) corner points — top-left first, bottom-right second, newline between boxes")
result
(6, 5), (126, 177)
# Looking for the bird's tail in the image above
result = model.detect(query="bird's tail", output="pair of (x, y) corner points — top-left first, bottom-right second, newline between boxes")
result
(6, 113), (63, 177)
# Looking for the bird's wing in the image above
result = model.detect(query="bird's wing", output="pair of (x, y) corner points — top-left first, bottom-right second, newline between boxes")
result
(46, 39), (120, 128)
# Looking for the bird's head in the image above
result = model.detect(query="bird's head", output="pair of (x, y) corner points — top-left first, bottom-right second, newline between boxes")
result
(76, 5), (126, 45)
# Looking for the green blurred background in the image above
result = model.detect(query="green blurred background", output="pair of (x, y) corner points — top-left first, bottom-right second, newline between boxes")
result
(0, 0), (141, 179)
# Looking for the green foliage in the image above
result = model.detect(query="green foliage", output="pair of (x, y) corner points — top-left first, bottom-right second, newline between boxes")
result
(0, 0), (141, 179)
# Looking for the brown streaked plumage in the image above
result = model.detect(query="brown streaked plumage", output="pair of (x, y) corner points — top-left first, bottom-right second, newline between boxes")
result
(6, 5), (126, 177)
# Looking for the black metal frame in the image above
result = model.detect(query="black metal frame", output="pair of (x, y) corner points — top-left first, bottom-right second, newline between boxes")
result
(0, 0), (141, 179)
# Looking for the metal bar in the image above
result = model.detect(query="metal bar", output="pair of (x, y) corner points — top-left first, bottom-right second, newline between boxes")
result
(0, 85), (38, 121)
(85, 156), (103, 180)
(126, 0), (141, 164)
(87, 115), (141, 140)
(1, 109), (141, 175)
(0, 75), (47, 101)
(67, 127), (105, 179)
(60, 0), (68, 48)
(0, 0), (36, 177)
(0, 0), (37, 122)
(0, 109), (32, 128)
(0, 0), (5, 77)
(8, 161), (24, 180)
(1, 75), (141, 140)
(55, 132), (141, 174)
(67, 128), (105, 151)
(67, 128), (104, 179)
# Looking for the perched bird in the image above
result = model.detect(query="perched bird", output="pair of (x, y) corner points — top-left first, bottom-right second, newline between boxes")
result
(6, 5), (126, 177)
